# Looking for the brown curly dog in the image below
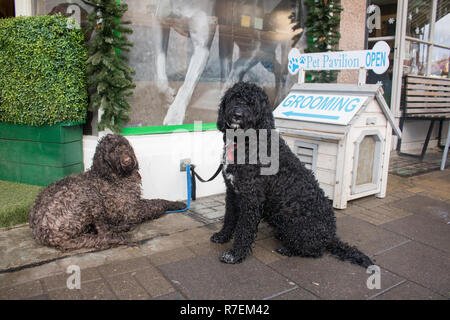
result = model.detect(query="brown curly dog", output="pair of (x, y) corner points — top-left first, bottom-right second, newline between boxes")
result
(29, 134), (185, 250)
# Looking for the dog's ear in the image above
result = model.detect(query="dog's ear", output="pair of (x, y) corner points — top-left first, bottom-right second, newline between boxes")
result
(255, 91), (275, 129)
(91, 134), (116, 181)
(216, 95), (227, 132)
(121, 136), (139, 171)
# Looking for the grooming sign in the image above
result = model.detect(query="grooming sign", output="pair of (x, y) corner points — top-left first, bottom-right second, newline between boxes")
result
(273, 93), (368, 125)
(277, 41), (390, 124)
(288, 41), (390, 75)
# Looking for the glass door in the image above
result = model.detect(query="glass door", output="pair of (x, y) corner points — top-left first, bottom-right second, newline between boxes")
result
(366, 0), (399, 108)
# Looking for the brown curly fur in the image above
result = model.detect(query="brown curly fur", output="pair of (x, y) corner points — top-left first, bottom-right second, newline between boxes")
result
(29, 134), (185, 251)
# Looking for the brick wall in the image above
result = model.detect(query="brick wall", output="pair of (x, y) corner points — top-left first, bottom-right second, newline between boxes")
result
(337, 0), (367, 84)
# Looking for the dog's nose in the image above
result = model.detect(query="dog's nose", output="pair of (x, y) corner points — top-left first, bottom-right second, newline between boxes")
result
(232, 112), (243, 121)
(122, 156), (132, 166)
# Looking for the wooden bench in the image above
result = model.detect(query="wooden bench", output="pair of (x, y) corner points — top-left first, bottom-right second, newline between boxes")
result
(397, 74), (450, 160)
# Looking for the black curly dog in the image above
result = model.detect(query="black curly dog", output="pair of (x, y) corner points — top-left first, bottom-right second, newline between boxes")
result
(211, 82), (373, 267)
(29, 134), (185, 250)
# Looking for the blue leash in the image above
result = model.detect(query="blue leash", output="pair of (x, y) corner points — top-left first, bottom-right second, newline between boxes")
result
(165, 164), (192, 214)
(164, 163), (223, 214)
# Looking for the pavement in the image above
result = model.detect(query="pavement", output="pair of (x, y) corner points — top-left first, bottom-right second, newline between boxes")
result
(0, 151), (449, 300)
(389, 148), (449, 177)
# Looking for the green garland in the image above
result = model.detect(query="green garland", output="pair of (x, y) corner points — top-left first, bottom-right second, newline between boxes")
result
(304, 0), (343, 83)
(82, 0), (135, 133)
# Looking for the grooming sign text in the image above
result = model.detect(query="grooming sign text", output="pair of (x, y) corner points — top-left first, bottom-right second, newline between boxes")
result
(288, 41), (390, 75)
(273, 93), (368, 125)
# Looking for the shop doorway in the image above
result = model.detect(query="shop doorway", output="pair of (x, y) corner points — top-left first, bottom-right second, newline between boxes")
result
(366, 0), (398, 109)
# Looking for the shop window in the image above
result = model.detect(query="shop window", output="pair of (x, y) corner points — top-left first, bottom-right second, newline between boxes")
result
(430, 46), (449, 76)
(406, 0), (432, 41)
(434, 0), (450, 46)
(367, 1), (397, 37)
(34, 0), (92, 19)
(32, 0), (305, 134)
(120, 0), (301, 129)
(404, 41), (429, 75)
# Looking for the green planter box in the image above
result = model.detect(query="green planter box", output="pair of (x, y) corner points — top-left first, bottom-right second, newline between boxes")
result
(0, 122), (84, 186)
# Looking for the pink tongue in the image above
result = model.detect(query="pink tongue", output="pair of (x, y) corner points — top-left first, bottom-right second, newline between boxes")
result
(227, 144), (236, 162)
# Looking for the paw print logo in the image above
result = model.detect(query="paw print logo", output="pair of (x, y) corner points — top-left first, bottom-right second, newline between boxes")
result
(289, 57), (300, 74)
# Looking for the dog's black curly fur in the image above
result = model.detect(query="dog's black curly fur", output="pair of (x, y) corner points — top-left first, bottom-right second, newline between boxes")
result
(211, 82), (373, 267)
(29, 134), (185, 251)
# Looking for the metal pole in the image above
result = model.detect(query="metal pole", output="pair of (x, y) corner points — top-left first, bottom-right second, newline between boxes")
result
(358, 67), (367, 86)
(391, 0), (408, 119)
(441, 123), (450, 170)
(426, 0), (437, 76)
(298, 68), (305, 84)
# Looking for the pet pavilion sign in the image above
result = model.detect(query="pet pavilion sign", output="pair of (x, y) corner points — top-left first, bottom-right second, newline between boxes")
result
(273, 41), (401, 209)
(275, 41), (391, 125)
(288, 40), (390, 75)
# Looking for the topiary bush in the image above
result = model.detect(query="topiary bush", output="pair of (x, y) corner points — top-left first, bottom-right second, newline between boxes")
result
(0, 15), (88, 126)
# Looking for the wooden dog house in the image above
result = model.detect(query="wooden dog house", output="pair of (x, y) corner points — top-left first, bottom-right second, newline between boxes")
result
(273, 83), (402, 209)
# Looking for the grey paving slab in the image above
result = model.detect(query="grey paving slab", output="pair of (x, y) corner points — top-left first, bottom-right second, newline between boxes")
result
(203, 209), (226, 220)
(47, 287), (83, 300)
(55, 246), (143, 271)
(151, 291), (186, 300)
(188, 241), (233, 257)
(147, 247), (196, 266)
(0, 227), (61, 271)
(380, 213), (450, 253)
(133, 266), (175, 298)
(389, 194), (450, 221)
(0, 261), (62, 289)
(41, 267), (102, 291)
(0, 212), (204, 273)
(375, 240), (450, 298)
(336, 216), (409, 257)
(97, 257), (152, 277)
(372, 281), (445, 300)
(252, 243), (284, 265)
(158, 255), (296, 300)
(106, 273), (150, 300)
(0, 280), (43, 300)
(79, 279), (116, 300)
(269, 288), (319, 300)
(269, 255), (405, 300)
(389, 151), (449, 177)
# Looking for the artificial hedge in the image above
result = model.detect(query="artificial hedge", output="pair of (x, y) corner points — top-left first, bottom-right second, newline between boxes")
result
(0, 15), (88, 126)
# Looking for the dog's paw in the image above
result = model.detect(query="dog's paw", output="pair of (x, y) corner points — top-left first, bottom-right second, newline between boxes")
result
(170, 201), (186, 211)
(275, 246), (294, 257)
(219, 249), (247, 264)
(210, 232), (231, 244)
